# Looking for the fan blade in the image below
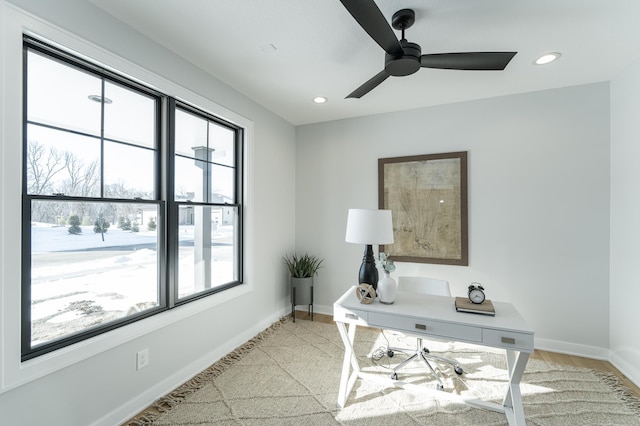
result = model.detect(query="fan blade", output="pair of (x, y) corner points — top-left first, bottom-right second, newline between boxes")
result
(421, 52), (517, 70)
(340, 0), (403, 57)
(346, 70), (390, 98)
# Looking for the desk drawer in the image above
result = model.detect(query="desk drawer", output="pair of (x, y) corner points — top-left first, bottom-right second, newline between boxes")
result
(483, 329), (534, 351)
(334, 306), (368, 325)
(369, 312), (482, 343)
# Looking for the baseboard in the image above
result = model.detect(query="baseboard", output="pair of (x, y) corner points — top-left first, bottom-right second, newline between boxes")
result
(93, 308), (288, 426)
(610, 351), (640, 389)
(533, 337), (609, 360)
(310, 303), (333, 317)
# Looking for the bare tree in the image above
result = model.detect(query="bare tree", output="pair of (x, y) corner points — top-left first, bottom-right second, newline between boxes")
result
(58, 154), (100, 196)
(27, 140), (66, 195)
(81, 160), (100, 197)
(27, 138), (148, 228)
(27, 140), (104, 223)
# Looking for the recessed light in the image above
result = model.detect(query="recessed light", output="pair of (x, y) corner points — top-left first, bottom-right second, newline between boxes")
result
(313, 96), (328, 104)
(88, 94), (113, 104)
(535, 52), (561, 65)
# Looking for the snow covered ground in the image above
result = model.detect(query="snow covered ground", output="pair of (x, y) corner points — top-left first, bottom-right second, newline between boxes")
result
(29, 223), (234, 346)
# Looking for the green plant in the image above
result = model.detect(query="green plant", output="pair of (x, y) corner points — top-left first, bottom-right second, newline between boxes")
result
(68, 215), (82, 235)
(93, 217), (110, 234)
(283, 253), (324, 278)
(118, 216), (132, 230)
(378, 252), (395, 273)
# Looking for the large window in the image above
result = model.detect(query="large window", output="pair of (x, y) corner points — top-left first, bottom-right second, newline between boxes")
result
(174, 106), (241, 299)
(21, 38), (243, 360)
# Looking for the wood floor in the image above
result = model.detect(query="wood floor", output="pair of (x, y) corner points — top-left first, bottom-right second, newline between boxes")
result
(296, 310), (640, 399)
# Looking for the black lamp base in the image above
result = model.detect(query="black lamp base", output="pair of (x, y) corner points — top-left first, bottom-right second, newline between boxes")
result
(358, 244), (379, 290)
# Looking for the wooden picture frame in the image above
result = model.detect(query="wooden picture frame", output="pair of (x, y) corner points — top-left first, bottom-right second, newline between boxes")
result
(378, 151), (468, 265)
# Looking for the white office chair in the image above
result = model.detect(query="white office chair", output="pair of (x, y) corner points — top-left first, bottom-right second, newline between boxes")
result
(387, 276), (463, 390)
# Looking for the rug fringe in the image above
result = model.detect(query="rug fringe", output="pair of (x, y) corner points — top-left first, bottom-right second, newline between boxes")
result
(124, 317), (640, 425)
(123, 317), (288, 425)
(592, 369), (640, 416)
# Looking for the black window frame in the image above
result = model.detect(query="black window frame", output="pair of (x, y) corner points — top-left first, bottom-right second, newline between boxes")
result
(168, 100), (244, 306)
(21, 36), (244, 361)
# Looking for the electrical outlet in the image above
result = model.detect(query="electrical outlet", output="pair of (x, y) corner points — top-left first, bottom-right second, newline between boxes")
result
(136, 348), (149, 370)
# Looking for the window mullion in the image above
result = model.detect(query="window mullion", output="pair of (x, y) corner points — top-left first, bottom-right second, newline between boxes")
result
(100, 78), (106, 198)
(165, 97), (178, 308)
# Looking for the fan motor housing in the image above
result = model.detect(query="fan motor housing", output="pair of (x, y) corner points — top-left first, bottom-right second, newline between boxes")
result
(385, 41), (421, 76)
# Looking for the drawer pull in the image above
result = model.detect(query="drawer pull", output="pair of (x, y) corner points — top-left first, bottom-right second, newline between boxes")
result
(501, 336), (516, 345)
(345, 313), (358, 320)
(415, 323), (427, 331)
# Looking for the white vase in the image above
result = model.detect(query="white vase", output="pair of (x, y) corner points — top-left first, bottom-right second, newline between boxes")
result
(377, 272), (397, 304)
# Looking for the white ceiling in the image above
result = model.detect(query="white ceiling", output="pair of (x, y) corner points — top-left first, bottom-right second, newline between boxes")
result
(89, 0), (640, 126)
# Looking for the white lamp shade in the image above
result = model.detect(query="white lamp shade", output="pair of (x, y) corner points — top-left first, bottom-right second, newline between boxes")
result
(345, 209), (394, 245)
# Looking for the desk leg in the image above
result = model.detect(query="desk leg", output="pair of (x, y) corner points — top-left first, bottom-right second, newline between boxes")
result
(502, 350), (529, 426)
(336, 321), (360, 408)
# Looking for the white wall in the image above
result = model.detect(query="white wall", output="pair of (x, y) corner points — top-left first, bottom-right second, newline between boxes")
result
(610, 58), (640, 386)
(296, 83), (612, 358)
(0, 1), (296, 424)
(0, 1), (636, 423)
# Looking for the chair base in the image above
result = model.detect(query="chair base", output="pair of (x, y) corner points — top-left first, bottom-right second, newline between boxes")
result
(388, 339), (463, 390)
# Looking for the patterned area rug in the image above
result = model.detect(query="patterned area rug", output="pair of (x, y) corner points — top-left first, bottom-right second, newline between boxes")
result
(126, 318), (640, 425)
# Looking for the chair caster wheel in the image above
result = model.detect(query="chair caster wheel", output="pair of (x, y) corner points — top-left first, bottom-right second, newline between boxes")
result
(390, 372), (398, 380)
(436, 383), (444, 391)
(387, 350), (394, 358)
(454, 366), (463, 375)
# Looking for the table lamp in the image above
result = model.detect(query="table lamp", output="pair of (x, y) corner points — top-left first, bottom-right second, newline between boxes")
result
(345, 208), (394, 289)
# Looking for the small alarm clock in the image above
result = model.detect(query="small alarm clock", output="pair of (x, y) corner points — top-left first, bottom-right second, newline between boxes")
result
(468, 283), (486, 304)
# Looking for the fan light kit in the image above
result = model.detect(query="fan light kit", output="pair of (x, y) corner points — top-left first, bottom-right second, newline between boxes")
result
(535, 52), (561, 65)
(339, 0), (517, 98)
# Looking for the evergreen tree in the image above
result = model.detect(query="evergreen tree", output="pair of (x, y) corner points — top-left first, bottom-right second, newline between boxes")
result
(68, 215), (82, 235)
(94, 214), (110, 241)
(118, 216), (132, 230)
(147, 217), (157, 231)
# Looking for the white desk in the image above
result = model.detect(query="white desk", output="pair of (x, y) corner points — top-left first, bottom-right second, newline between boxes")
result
(333, 286), (534, 426)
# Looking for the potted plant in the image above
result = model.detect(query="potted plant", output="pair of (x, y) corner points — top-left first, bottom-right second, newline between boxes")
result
(283, 253), (323, 321)
(376, 252), (397, 304)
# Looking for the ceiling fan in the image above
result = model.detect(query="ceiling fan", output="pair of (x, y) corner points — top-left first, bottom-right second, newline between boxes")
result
(340, 0), (517, 98)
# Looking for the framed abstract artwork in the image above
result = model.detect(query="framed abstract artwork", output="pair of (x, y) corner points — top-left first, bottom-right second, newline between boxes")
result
(378, 151), (468, 265)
